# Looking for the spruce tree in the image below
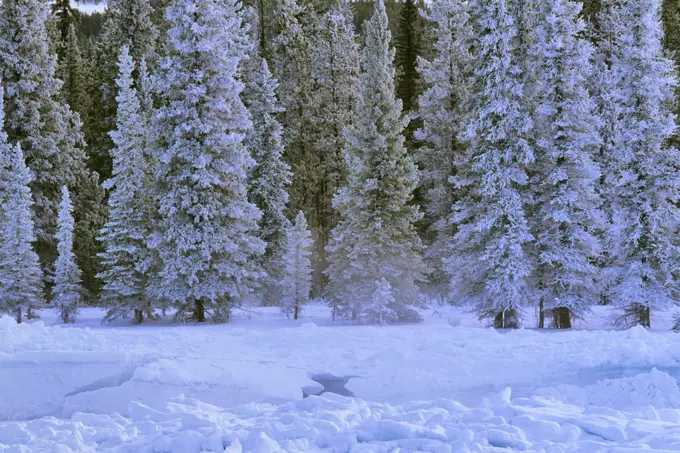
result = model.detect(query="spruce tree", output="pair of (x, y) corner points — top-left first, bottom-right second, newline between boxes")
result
(279, 211), (313, 320)
(395, 0), (422, 115)
(95, 0), (159, 180)
(272, 0), (322, 277)
(52, 0), (79, 63)
(529, 0), (603, 328)
(151, 0), (265, 323)
(99, 46), (155, 324)
(52, 186), (83, 323)
(443, 0), (534, 329)
(0, 0), (89, 287)
(596, 0), (680, 327)
(416, 0), (472, 286)
(662, 0), (680, 147)
(366, 278), (396, 325)
(0, 85), (43, 323)
(242, 11), (291, 285)
(325, 0), (427, 324)
(63, 25), (86, 118)
(311, 0), (361, 283)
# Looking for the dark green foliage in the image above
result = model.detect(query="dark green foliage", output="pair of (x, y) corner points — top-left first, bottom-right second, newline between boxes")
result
(395, 0), (421, 115)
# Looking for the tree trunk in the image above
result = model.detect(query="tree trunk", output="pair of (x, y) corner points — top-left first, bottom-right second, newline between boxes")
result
(134, 309), (144, 324)
(193, 300), (206, 322)
(294, 303), (299, 320)
(493, 309), (518, 329)
(16, 307), (22, 324)
(538, 300), (545, 329)
(553, 307), (572, 329)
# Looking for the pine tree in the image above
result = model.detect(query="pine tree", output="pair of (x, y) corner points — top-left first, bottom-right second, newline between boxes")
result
(311, 0), (361, 283)
(242, 10), (291, 284)
(52, 186), (83, 323)
(662, 0), (680, 147)
(325, 0), (427, 324)
(529, 0), (603, 329)
(595, 0), (680, 327)
(95, 0), (159, 181)
(365, 278), (396, 325)
(279, 211), (313, 319)
(395, 0), (422, 115)
(0, 0), (89, 287)
(416, 0), (472, 286)
(0, 84), (43, 323)
(443, 0), (534, 329)
(63, 25), (86, 118)
(272, 0), (322, 276)
(52, 0), (79, 63)
(99, 46), (155, 324)
(151, 0), (265, 323)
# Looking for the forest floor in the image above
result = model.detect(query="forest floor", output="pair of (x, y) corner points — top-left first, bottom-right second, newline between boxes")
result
(2, 302), (680, 452)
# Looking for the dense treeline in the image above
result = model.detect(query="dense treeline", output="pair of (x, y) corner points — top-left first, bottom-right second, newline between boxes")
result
(0, 0), (679, 328)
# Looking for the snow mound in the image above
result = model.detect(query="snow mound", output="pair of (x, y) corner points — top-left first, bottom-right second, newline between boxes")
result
(536, 368), (680, 411)
(4, 392), (680, 452)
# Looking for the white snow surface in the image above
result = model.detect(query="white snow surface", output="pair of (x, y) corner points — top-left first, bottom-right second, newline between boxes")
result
(3, 304), (680, 451)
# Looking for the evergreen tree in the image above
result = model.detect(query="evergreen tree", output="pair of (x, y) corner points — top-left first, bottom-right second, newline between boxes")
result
(325, 0), (427, 323)
(311, 0), (361, 285)
(0, 85), (43, 323)
(365, 278), (396, 325)
(395, 0), (422, 115)
(596, 0), (680, 327)
(52, 186), (83, 323)
(242, 10), (291, 284)
(99, 46), (154, 324)
(443, 0), (534, 329)
(95, 0), (159, 180)
(272, 0), (322, 277)
(279, 211), (313, 319)
(415, 0), (472, 286)
(662, 0), (680, 147)
(529, 0), (603, 329)
(63, 25), (86, 118)
(52, 0), (80, 63)
(151, 0), (265, 323)
(0, 0), (89, 287)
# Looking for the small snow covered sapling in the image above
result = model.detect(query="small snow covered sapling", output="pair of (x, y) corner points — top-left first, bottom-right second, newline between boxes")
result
(279, 211), (313, 320)
(52, 186), (84, 323)
(364, 278), (397, 325)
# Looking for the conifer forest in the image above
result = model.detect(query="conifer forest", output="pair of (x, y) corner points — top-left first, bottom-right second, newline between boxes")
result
(1, 0), (680, 330)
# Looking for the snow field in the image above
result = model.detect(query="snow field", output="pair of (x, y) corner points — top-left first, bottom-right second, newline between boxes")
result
(3, 307), (680, 451)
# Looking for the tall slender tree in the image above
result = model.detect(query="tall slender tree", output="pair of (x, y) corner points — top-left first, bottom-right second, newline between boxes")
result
(311, 0), (361, 287)
(395, 0), (422, 116)
(325, 0), (427, 323)
(595, 0), (680, 327)
(151, 0), (265, 322)
(99, 46), (155, 324)
(0, 84), (43, 323)
(279, 211), (313, 320)
(52, 186), (83, 323)
(528, 0), (603, 329)
(443, 0), (535, 329)
(416, 0), (472, 286)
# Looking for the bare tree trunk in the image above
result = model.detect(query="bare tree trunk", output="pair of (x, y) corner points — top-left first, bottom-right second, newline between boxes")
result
(193, 300), (206, 323)
(16, 307), (22, 324)
(134, 309), (144, 324)
(538, 300), (545, 328)
(294, 303), (299, 320)
(553, 307), (572, 329)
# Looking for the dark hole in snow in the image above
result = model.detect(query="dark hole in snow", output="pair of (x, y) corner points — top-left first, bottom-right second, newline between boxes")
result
(303, 373), (357, 398)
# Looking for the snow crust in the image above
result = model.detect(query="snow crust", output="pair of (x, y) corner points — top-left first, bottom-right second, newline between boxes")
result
(3, 306), (680, 451)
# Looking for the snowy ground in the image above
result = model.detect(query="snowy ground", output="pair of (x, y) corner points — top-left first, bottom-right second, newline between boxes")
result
(3, 303), (680, 452)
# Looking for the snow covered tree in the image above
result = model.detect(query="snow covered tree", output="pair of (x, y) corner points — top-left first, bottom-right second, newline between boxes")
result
(95, 0), (159, 180)
(364, 278), (396, 325)
(415, 0), (472, 286)
(242, 10), (291, 284)
(594, 0), (680, 328)
(528, 0), (603, 329)
(52, 186), (83, 323)
(0, 85), (43, 323)
(279, 211), (313, 319)
(272, 0), (321, 257)
(99, 46), (155, 324)
(311, 0), (361, 283)
(62, 24), (86, 118)
(0, 0), (89, 286)
(395, 0), (422, 116)
(151, 0), (265, 323)
(443, 0), (535, 329)
(325, 0), (427, 324)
